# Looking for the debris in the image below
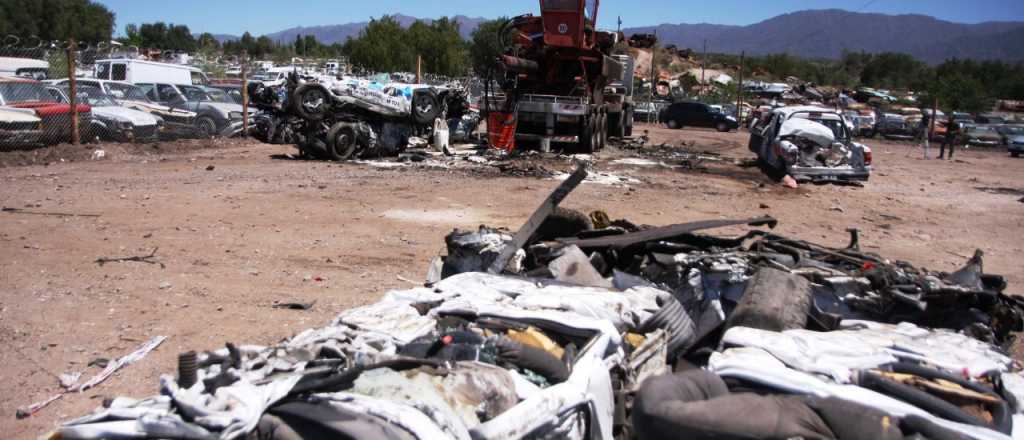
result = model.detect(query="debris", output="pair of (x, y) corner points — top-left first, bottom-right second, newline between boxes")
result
(95, 247), (164, 268)
(59, 372), (81, 390)
(829, 205), (845, 213)
(205, 165), (215, 171)
(90, 149), (105, 160)
(759, 203), (771, 209)
(272, 301), (316, 310)
(158, 281), (172, 290)
(1, 207), (101, 218)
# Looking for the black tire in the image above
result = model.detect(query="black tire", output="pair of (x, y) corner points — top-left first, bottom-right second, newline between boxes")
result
(598, 112), (608, 150)
(411, 89), (440, 125)
(624, 108), (634, 137)
(1012, 152), (1020, 158)
(291, 83), (330, 121)
(326, 122), (359, 161)
(716, 122), (730, 132)
(195, 116), (218, 138)
(608, 111), (622, 138)
(578, 116), (595, 154)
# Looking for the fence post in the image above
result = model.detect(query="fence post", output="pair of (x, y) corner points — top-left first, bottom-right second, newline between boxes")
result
(67, 39), (79, 145)
(241, 51), (248, 138)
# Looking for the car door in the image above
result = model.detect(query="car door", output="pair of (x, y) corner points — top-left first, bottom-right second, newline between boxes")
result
(694, 104), (714, 127)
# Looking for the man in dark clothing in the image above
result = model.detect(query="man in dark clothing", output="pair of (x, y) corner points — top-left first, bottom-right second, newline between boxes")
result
(939, 116), (959, 160)
(632, 369), (911, 440)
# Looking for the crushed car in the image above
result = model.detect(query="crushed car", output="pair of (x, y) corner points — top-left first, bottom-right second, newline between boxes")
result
(50, 166), (1024, 440)
(248, 73), (477, 161)
(749, 106), (872, 183)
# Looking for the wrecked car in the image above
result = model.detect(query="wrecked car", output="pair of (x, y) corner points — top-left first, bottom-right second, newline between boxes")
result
(50, 79), (198, 136)
(750, 106), (872, 183)
(876, 113), (916, 140)
(248, 73), (474, 161)
(0, 105), (44, 149)
(46, 85), (163, 143)
(137, 82), (250, 137)
(0, 76), (93, 144)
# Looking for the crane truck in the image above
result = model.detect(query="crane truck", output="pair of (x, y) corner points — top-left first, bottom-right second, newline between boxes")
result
(489, 0), (634, 153)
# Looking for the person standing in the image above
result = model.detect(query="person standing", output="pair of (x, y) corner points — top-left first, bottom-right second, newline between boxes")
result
(919, 110), (931, 159)
(939, 116), (959, 160)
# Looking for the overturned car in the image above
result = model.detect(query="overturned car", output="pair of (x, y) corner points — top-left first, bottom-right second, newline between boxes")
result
(249, 73), (479, 161)
(750, 106), (872, 183)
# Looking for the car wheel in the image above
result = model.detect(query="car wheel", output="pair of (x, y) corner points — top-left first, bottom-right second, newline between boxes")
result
(1012, 152), (1020, 158)
(326, 122), (359, 161)
(716, 122), (730, 132)
(195, 116), (218, 138)
(666, 119), (680, 129)
(291, 83), (330, 121)
(411, 89), (440, 125)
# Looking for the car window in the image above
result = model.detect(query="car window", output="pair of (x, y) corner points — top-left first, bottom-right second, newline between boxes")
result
(0, 82), (59, 104)
(76, 88), (117, 107)
(111, 64), (127, 81)
(46, 88), (66, 103)
(178, 85), (212, 102)
(157, 84), (182, 102)
(107, 83), (152, 102)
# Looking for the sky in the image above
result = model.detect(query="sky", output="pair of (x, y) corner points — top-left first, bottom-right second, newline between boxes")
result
(96, 0), (1024, 36)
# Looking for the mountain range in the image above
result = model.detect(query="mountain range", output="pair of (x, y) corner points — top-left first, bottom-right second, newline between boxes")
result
(206, 9), (1024, 63)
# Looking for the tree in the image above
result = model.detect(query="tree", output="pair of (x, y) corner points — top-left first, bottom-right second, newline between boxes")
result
(197, 33), (220, 50)
(469, 18), (508, 76)
(0, 0), (114, 42)
(342, 15), (469, 76)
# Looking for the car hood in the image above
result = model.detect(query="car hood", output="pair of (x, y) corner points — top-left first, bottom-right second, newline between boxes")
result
(968, 132), (1001, 140)
(92, 106), (160, 126)
(198, 102), (242, 114)
(0, 106), (41, 123)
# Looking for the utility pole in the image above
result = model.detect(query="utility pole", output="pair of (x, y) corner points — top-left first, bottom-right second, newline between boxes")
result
(737, 51), (744, 124)
(67, 39), (79, 145)
(241, 50), (249, 138)
(700, 39), (707, 97)
(648, 30), (657, 123)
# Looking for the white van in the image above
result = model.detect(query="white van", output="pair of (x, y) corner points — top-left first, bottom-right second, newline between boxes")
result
(93, 59), (209, 86)
(0, 57), (50, 79)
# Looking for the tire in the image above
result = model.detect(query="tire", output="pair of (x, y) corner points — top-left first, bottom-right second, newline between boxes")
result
(598, 112), (608, 150)
(326, 122), (359, 161)
(291, 83), (330, 121)
(624, 108), (634, 137)
(1012, 152), (1020, 158)
(411, 89), (440, 125)
(666, 119), (680, 129)
(578, 116), (595, 154)
(608, 112), (622, 138)
(195, 116), (218, 138)
(716, 122), (730, 132)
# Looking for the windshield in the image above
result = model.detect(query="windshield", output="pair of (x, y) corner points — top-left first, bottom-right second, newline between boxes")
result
(107, 83), (152, 102)
(178, 85), (214, 102)
(75, 88), (117, 107)
(792, 114), (847, 139)
(202, 88), (233, 104)
(0, 82), (57, 104)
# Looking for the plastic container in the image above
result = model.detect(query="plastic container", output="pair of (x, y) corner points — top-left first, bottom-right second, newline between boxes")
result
(487, 112), (517, 151)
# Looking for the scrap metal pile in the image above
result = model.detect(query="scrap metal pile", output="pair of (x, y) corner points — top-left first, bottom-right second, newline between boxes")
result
(53, 167), (1024, 440)
(247, 73), (479, 161)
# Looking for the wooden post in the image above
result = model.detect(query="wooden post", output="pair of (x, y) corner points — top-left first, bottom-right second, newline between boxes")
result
(67, 39), (79, 145)
(241, 51), (249, 138)
(416, 55), (422, 84)
(736, 51), (744, 124)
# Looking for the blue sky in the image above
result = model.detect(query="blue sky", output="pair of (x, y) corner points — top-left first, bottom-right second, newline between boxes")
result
(97, 0), (1024, 36)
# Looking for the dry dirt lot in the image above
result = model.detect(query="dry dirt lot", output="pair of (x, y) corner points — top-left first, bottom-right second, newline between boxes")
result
(2, 125), (1023, 438)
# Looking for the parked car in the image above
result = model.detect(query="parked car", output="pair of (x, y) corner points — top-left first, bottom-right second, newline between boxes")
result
(93, 59), (209, 85)
(138, 83), (248, 137)
(207, 84), (244, 104)
(975, 114), (1006, 125)
(999, 125), (1024, 157)
(46, 85), (162, 142)
(0, 76), (91, 144)
(749, 106), (872, 183)
(0, 106), (44, 149)
(964, 125), (1003, 147)
(49, 79), (197, 133)
(875, 113), (915, 140)
(658, 101), (739, 132)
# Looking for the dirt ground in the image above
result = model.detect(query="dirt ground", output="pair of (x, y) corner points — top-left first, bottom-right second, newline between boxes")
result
(2, 124), (1023, 438)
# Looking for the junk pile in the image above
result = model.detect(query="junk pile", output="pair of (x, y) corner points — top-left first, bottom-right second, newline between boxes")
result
(52, 166), (1024, 440)
(249, 73), (480, 161)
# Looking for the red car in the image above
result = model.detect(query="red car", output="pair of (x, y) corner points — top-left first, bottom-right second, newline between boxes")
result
(0, 76), (92, 144)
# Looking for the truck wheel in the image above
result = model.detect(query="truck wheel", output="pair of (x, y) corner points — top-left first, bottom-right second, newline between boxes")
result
(624, 108), (634, 137)
(195, 116), (218, 138)
(411, 89), (440, 125)
(608, 112), (622, 138)
(292, 83), (330, 121)
(578, 116), (595, 154)
(716, 122), (730, 132)
(598, 112), (608, 150)
(326, 122), (359, 161)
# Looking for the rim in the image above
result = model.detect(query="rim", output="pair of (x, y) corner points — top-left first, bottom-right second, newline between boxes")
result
(301, 89), (327, 113)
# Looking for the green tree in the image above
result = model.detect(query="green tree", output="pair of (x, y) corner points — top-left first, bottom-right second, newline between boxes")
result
(0, 0), (114, 42)
(469, 18), (509, 76)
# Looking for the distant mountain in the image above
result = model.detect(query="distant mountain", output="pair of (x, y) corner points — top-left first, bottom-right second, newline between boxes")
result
(263, 14), (488, 45)
(622, 9), (1024, 64)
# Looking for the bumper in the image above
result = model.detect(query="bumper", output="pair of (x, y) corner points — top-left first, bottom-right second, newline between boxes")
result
(789, 165), (871, 182)
(0, 129), (45, 148)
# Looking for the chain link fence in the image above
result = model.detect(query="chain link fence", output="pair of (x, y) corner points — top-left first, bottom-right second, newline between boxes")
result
(0, 36), (253, 152)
